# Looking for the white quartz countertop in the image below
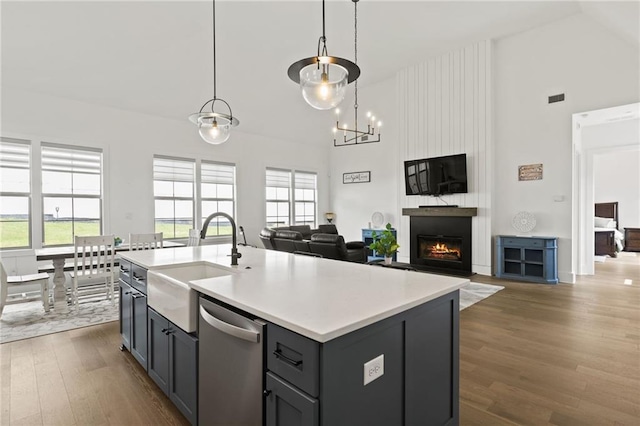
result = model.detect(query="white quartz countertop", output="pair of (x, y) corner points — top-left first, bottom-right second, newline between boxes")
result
(120, 245), (468, 342)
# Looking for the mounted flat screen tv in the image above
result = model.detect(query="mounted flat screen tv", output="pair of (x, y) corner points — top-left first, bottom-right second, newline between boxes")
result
(404, 153), (468, 196)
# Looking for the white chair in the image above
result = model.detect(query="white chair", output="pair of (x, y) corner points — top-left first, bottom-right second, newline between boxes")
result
(129, 232), (163, 250)
(0, 262), (50, 317)
(188, 229), (200, 247)
(70, 235), (116, 306)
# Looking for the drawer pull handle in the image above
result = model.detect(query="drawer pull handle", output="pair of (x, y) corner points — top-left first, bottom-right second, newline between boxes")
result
(133, 274), (145, 283)
(273, 349), (303, 367)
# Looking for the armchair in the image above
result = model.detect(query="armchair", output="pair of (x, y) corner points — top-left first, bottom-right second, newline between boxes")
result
(259, 228), (276, 250)
(308, 234), (366, 263)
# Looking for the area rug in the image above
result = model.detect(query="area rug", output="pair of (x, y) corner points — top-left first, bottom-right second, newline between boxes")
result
(459, 282), (504, 310)
(0, 299), (119, 344)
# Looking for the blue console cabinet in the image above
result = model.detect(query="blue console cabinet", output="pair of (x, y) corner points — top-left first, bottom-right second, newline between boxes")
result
(362, 228), (397, 262)
(495, 235), (558, 284)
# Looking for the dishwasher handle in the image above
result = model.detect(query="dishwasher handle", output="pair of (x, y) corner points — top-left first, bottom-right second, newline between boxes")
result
(199, 305), (260, 343)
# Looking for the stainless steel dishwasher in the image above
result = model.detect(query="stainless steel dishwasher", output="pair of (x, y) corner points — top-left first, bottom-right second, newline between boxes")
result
(198, 295), (266, 426)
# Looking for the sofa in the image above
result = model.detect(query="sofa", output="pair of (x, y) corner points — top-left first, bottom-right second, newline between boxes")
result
(258, 225), (366, 263)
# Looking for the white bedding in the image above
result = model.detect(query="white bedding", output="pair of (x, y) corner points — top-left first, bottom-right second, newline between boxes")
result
(595, 227), (625, 251)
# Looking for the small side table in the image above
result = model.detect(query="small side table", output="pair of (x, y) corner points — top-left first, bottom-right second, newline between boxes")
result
(624, 228), (640, 252)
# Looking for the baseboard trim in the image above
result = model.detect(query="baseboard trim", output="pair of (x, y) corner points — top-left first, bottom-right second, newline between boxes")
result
(559, 271), (575, 284)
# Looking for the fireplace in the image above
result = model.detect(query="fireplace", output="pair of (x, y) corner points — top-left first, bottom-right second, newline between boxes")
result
(403, 207), (476, 276)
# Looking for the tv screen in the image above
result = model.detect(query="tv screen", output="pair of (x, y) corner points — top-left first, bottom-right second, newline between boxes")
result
(404, 153), (468, 196)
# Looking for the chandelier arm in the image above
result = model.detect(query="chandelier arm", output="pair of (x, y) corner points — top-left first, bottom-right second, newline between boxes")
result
(199, 98), (215, 114)
(216, 98), (235, 119)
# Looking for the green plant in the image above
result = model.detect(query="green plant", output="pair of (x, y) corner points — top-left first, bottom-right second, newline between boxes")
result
(368, 223), (399, 257)
(114, 236), (123, 246)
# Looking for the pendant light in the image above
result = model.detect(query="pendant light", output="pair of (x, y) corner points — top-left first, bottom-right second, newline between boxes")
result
(287, 0), (360, 110)
(189, 0), (239, 145)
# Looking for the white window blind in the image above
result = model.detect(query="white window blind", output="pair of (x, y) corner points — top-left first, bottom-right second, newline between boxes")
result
(154, 157), (195, 182)
(202, 162), (234, 185)
(42, 144), (101, 175)
(266, 169), (291, 188)
(294, 172), (316, 190)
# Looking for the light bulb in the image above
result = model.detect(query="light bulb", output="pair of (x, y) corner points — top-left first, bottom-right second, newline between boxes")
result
(332, 127), (337, 133)
(198, 119), (231, 145)
(378, 121), (382, 127)
(335, 108), (340, 115)
(366, 111), (371, 118)
(299, 60), (348, 110)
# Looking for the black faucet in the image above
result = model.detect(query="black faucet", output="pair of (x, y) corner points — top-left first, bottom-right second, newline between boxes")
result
(200, 212), (242, 266)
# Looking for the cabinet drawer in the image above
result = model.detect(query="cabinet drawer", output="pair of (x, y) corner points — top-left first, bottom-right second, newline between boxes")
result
(119, 259), (132, 285)
(131, 263), (148, 294)
(267, 323), (320, 397)
(502, 237), (543, 248)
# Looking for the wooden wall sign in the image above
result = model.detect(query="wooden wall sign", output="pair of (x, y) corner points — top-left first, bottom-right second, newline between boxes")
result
(518, 163), (543, 181)
(343, 171), (371, 184)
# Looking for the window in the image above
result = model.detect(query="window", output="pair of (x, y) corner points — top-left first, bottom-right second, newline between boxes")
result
(154, 157), (195, 239)
(0, 138), (31, 249)
(265, 169), (291, 227)
(41, 143), (102, 246)
(201, 161), (235, 237)
(294, 171), (317, 226)
(265, 168), (317, 228)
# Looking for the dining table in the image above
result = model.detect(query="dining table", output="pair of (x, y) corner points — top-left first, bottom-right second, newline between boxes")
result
(35, 241), (184, 312)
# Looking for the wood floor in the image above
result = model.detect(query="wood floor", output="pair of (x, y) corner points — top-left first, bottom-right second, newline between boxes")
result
(1, 254), (638, 425)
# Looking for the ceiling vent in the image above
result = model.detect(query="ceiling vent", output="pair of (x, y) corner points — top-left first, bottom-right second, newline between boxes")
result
(548, 93), (565, 104)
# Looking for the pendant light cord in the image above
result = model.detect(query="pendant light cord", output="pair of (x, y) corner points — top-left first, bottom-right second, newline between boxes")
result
(353, 0), (358, 130)
(212, 0), (217, 100)
(317, 0), (328, 57)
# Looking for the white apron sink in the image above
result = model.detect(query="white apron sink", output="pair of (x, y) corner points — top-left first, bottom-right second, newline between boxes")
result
(147, 262), (235, 332)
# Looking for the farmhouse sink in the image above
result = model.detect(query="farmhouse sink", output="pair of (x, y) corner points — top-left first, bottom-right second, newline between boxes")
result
(147, 262), (235, 332)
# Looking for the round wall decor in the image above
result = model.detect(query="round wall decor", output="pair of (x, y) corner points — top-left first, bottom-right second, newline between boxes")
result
(512, 211), (536, 233)
(371, 212), (384, 228)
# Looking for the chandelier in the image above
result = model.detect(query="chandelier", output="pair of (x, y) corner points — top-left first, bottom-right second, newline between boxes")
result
(333, 0), (380, 147)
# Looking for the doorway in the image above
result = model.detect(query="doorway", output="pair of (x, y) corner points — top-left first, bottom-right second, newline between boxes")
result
(572, 102), (640, 276)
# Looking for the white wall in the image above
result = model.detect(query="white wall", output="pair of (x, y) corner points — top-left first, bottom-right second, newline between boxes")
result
(1, 87), (330, 265)
(329, 77), (400, 244)
(330, 40), (493, 275)
(493, 13), (639, 282)
(594, 148), (640, 229)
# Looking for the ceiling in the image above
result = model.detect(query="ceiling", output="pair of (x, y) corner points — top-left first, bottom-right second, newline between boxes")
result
(2, 1), (637, 146)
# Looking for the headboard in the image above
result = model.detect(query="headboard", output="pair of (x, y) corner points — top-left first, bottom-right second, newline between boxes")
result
(595, 202), (619, 230)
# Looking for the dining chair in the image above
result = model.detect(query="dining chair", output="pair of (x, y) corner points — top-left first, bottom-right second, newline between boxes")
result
(129, 232), (163, 250)
(70, 235), (116, 306)
(0, 262), (50, 317)
(187, 229), (200, 247)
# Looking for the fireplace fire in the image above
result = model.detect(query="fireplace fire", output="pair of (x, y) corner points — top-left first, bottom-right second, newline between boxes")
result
(419, 236), (462, 262)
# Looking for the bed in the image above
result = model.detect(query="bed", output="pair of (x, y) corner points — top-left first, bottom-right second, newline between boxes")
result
(594, 202), (624, 257)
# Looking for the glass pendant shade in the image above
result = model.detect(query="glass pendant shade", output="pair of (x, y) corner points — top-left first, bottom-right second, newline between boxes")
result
(299, 60), (348, 110)
(198, 119), (231, 145)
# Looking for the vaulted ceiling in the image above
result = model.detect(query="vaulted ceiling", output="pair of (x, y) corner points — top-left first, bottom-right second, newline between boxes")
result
(2, 1), (638, 145)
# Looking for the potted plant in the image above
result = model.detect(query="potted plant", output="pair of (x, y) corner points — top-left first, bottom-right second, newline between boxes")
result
(369, 223), (399, 265)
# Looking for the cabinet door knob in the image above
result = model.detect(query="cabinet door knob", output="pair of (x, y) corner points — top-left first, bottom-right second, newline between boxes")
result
(263, 389), (272, 397)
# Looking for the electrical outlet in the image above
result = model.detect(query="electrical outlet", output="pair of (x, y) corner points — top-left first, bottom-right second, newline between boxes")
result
(363, 354), (384, 386)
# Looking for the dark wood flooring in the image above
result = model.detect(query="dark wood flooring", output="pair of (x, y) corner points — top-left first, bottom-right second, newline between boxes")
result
(1, 254), (638, 425)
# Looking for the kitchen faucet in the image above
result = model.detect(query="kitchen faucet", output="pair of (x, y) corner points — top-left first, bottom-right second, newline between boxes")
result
(200, 212), (241, 266)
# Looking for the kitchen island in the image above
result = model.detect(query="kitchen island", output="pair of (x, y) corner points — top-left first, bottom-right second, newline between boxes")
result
(119, 245), (467, 426)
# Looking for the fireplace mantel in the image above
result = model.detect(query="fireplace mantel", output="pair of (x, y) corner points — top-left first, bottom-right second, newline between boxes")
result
(402, 207), (477, 217)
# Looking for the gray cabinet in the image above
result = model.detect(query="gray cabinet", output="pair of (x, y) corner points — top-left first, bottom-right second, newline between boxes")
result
(147, 307), (198, 426)
(265, 291), (459, 426)
(119, 258), (147, 370)
(266, 372), (319, 426)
